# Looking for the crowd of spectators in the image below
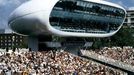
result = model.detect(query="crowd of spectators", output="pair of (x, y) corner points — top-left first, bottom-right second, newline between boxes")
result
(0, 50), (125, 75)
(87, 46), (134, 66)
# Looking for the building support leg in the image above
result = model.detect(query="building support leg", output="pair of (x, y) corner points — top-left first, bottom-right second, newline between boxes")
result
(28, 36), (38, 51)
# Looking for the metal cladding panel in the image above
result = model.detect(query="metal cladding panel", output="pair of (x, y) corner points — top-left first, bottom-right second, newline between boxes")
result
(8, 0), (59, 36)
(9, 11), (52, 36)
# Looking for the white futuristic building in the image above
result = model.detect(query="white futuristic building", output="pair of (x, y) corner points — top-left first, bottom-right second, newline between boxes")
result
(8, 0), (126, 37)
(8, 0), (126, 51)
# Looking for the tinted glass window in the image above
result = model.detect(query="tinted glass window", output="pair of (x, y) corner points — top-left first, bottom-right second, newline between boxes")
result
(50, 0), (125, 34)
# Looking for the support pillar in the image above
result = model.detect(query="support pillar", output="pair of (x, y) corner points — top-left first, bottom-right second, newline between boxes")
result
(28, 36), (38, 51)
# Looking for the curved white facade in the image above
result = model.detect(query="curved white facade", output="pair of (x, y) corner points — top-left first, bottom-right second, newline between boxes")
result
(8, 0), (126, 37)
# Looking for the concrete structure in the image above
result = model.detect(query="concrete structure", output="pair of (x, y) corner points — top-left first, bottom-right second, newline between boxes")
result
(0, 29), (26, 49)
(80, 50), (134, 74)
(124, 9), (134, 28)
(0, 33), (26, 49)
(8, 0), (126, 50)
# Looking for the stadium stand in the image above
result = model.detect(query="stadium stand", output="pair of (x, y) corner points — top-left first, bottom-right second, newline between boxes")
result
(86, 46), (134, 66)
(0, 50), (126, 75)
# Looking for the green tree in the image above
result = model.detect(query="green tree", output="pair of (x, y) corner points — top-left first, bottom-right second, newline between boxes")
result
(91, 26), (134, 48)
(110, 27), (134, 47)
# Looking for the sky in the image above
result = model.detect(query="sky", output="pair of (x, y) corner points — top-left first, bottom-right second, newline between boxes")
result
(0, 0), (133, 30)
(107, 0), (134, 9)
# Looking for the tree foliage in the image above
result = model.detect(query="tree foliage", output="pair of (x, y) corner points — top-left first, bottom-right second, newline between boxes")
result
(110, 27), (134, 47)
(92, 26), (134, 48)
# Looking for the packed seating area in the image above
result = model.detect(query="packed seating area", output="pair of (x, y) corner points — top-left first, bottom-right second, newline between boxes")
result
(87, 46), (134, 66)
(0, 50), (125, 75)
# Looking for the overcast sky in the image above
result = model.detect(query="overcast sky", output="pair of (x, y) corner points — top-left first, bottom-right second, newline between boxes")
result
(0, 0), (133, 30)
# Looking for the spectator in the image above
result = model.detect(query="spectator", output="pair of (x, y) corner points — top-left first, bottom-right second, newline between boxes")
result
(0, 50), (125, 75)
